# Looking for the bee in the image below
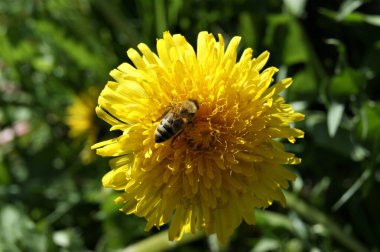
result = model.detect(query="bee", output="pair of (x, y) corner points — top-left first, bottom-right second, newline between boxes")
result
(155, 99), (199, 143)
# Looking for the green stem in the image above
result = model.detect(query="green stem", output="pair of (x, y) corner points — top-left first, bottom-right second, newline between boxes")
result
(285, 192), (368, 252)
(118, 231), (204, 252)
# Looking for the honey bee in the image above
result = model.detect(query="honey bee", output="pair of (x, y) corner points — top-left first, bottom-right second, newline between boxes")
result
(155, 99), (199, 143)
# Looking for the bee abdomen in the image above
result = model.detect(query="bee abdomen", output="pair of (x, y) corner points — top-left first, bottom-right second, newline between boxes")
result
(154, 116), (184, 143)
(155, 129), (171, 143)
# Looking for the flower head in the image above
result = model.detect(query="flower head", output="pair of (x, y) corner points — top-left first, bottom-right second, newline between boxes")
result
(66, 87), (99, 164)
(92, 31), (304, 242)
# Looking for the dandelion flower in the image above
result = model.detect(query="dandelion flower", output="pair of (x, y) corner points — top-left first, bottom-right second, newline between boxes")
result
(66, 87), (99, 164)
(92, 31), (304, 242)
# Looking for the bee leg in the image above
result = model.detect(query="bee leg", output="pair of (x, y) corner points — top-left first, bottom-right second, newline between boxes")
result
(170, 129), (184, 147)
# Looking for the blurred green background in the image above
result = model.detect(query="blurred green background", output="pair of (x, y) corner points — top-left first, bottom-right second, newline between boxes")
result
(1, 0), (380, 251)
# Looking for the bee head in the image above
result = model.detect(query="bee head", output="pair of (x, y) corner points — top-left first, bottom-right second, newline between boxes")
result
(186, 99), (199, 113)
(180, 99), (199, 121)
(188, 99), (199, 110)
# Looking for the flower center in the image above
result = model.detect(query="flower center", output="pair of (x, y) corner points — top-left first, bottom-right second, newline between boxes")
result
(177, 97), (240, 153)
(185, 121), (218, 151)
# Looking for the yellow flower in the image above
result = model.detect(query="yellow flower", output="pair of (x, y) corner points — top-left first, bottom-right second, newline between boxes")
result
(92, 31), (304, 242)
(66, 87), (99, 164)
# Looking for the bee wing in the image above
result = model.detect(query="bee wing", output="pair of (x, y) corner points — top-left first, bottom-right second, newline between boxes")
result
(153, 108), (170, 122)
(153, 102), (182, 122)
(154, 102), (177, 122)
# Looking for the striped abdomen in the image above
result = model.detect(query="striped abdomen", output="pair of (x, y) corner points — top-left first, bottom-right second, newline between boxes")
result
(154, 112), (184, 143)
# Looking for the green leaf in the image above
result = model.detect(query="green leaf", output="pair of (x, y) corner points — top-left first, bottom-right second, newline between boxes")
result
(283, 16), (309, 65)
(330, 67), (362, 100)
(0, 205), (48, 251)
(337, 0), (363, 21)
(284, 239), (304, 252)
(265, 14), (309, 65)
(357, 101), (380, 142)
(283, 0), (308, 17)
(306, 112), (368, 160)
(290, 66), (318, 99)
(320, 3), (380, 27)
(327, 102), (344, 137)
(255, 210), (293, 231)
(250, 238), (280, 252)
(155, 0), (167, 36)
(167, 0), (183, 27)
(332, 168), (371, 211)
(364, 15), (380, 27)
(0, 159), (10, 184)
(238, 12), (257, 49)
(325, 38), (347, 72)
